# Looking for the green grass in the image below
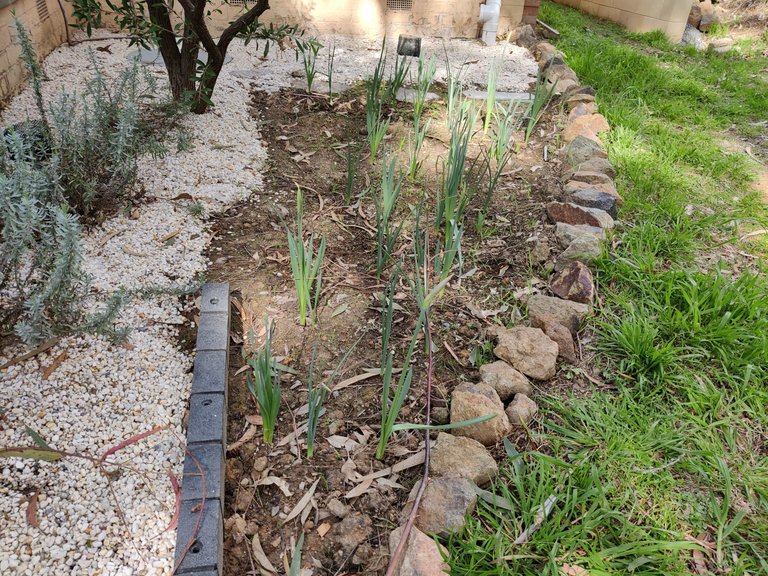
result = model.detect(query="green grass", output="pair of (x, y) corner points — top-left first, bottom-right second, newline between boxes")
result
(444, 3), (768, 573)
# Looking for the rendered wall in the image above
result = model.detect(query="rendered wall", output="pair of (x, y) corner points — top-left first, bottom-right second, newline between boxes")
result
(0, 0), (69, 102)
(552, 0), (691, 41)
(208, 0), (525, 39)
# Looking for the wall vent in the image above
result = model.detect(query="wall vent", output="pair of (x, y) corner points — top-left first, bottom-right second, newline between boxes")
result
(386, 0), (413, 11)
(36, 0), (49, 21)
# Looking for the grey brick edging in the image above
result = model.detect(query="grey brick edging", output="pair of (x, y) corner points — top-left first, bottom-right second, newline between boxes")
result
(174, 283), (230, 575)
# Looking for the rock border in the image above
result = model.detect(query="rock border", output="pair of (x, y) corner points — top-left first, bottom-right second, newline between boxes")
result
(174, 283), (230, 575)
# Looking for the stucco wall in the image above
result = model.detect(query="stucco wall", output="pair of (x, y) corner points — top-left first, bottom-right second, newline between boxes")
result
(0, 0), (69, 102)
(209, 0), (525, 39)
(552, 0), (691, 41)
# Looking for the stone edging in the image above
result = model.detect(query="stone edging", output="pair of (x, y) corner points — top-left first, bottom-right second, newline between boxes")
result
(174, 283), (230, 575)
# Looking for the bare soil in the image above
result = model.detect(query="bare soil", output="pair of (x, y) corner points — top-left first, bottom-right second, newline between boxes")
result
(204, 84), (594, 574)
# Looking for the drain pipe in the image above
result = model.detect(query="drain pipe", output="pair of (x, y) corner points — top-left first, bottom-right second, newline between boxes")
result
(479, 0), (502, 46)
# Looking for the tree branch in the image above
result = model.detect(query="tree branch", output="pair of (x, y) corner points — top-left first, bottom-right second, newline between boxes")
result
(218, 0), (270, 53)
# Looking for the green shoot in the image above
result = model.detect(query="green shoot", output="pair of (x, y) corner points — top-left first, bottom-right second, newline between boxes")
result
(284, 187), (326, 326)
(325, 41), (336, 104)
(375, 151), (405, 278)
(246, 319), (281, 444)
(408, 117), (430, 181)
(367, 105), (389, 161)
(384, 54), (410, 104)
(490, 100), (523, 164)
(344, 142), (360, 205)
(305, 336), (360, 458)
(298, 38), (322, 93)
(288, 533), (304, 576)
(483, 59), (499, 135)
(413, 54), (437, 124)
(525, 73), (557, 143)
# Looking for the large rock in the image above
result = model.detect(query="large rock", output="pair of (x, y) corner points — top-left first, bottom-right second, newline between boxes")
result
(688, 1), (702, 28)
(493, 327), (558, 380)
(526, 294), (591, 336)
(511, 24), (537, 48)
(575, 158), (616, 179)
(555, 235), (602, 271)
(562, 114), (610, 145)
(430, 432), (499, 487)
(505, 394), (538, 427)
(531, 315), (577, 363)
(479, 360), (533, 401)
(563, 135), (608, 166)
(568, 102), (598, 121)
(681, 23), (707, 50)
(409, 477), (477, 536)
(389, 526), (449, 576)
(450, 382), (510, 445)
(555, 222), (605, 248)
(699, 0), (718, 32)
(546, 202), (615, 229)
(550, 261), (595, 304)
(570, 188), (619, 218)
(569, 170), (614, 187)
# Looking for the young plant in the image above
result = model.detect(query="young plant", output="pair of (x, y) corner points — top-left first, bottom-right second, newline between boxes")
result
(475, 148), (512, 235)
(246, 319), (281, 444)
(408, 117), (430, 181)
(490, 100), (523, 163)
(413, 54), (437, 125)
(483, 59), (499, 135)
(367, 110), (389, 161)
(298, 38), (322, 93)
(384, 54), (410, 104)
(305, 337), (360, 458)
(344, 142), (360, 205)
(375, 151), (405, 278)
(325, 41), (336, 103)
(525, 73), (557, 143)
(284, 187), (326, 326)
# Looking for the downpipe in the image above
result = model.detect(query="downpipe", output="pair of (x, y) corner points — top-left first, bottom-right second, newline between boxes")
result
(479, 0), (502, 46)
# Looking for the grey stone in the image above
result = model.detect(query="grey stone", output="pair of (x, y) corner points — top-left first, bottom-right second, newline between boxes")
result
(463, 89), (533, 103)
(570, 188), (618, 218)
(532, 315), (577, 363)
(389, 526), (449, 576)
(526, 294), (591, 336)
(326, 498), (350, 519)
(569, 171), (614, 186)
(450, 382), (510, 446)
(681, 23), (707, 50)
(191, 350), (228, 396)
(479, 360), (533, 401)
(530, 239), (550, 264)
(506, 394), (538, 427)
(181, 443), (224, 505)
(563, 135), (608, 166)
(331, 514), (372, 556)
(575, 158), (616, 179)
(396, 87), (439, 104)
(196, 312), (229, 352)
(556, 234), (602, 271)
(493, 327), (558, 381)
(430, 432), (499, 486)
(555, 222), (605, 248)
(411, 477), (477, 536)
(200, 283), (229, 314)
(187, 393), (226, 445)
(175, 498), (223, 574)
(550, 261), (595, 304)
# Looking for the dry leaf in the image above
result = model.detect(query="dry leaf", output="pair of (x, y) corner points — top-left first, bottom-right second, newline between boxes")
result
(225, 514), (247, 543)
(252, 533), (278, 574)
(25, 489), (39, 528)
(42, 351), (67, 380)
(560, 565), (589, 576)
(282, 478), (319, 525)
(345, 477), (373, 499)
(317, 522), (331, 538)
(341, 458), (359, 483)
(246, 414), (264, 426)
(254, 476), (293, 497)
(692, 549), (708, 575)
(327, 435), (359, 451)
(227, 425), (258, 452)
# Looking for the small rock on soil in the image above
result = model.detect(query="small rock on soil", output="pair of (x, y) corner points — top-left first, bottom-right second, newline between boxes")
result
(389, 526), (450, 576)
(493, 326), (559, 381)
(450, 381), (510, 445)
(506, 394), (539, 427)
(555, 222), (605, 248)
(407, 477), (477, 537)
(555, 234), (603, 271)
(550, 261), (595, 304)
(526, 294), (591, 336)
(479, 360), (533, 401)
(531, 314), (577, 363)
(430, 432), (499, 487)
(563, 135), (608, 166)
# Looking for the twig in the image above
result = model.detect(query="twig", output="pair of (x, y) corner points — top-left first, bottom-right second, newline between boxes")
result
(0, 337), (61, 370)
(385, 309), (434, 576)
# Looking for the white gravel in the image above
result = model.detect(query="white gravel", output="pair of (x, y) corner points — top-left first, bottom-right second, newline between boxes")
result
(0, 30), (535, 575)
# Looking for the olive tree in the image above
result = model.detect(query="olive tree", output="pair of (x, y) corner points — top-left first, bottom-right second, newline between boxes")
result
(71, 0), (290, 113)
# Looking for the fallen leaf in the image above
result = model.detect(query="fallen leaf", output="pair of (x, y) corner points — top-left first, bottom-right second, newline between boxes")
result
(25, 489), (39, 528)
(331, 303), (348, 317)
(341, 458), (359, 483)
(317, 522), (331, 538)
(42, 351), (67, 380)
(327, 435), (359, 451)
(692, 549), (708, 575)
(245, 414), (264, 426)
(252, 533), (278, 574)
(345, 477), (373, 499)
(560, 565), (589, 576)
(254, 476), (293, 497)
(227, 425), (258, 452)
(282, 478), (319, 525)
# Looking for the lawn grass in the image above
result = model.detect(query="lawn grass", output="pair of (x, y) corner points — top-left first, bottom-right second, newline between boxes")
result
(444, 3), (768, 574)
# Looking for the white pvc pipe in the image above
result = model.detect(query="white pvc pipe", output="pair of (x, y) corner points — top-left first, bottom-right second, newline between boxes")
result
(479, 0), (502, 46)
